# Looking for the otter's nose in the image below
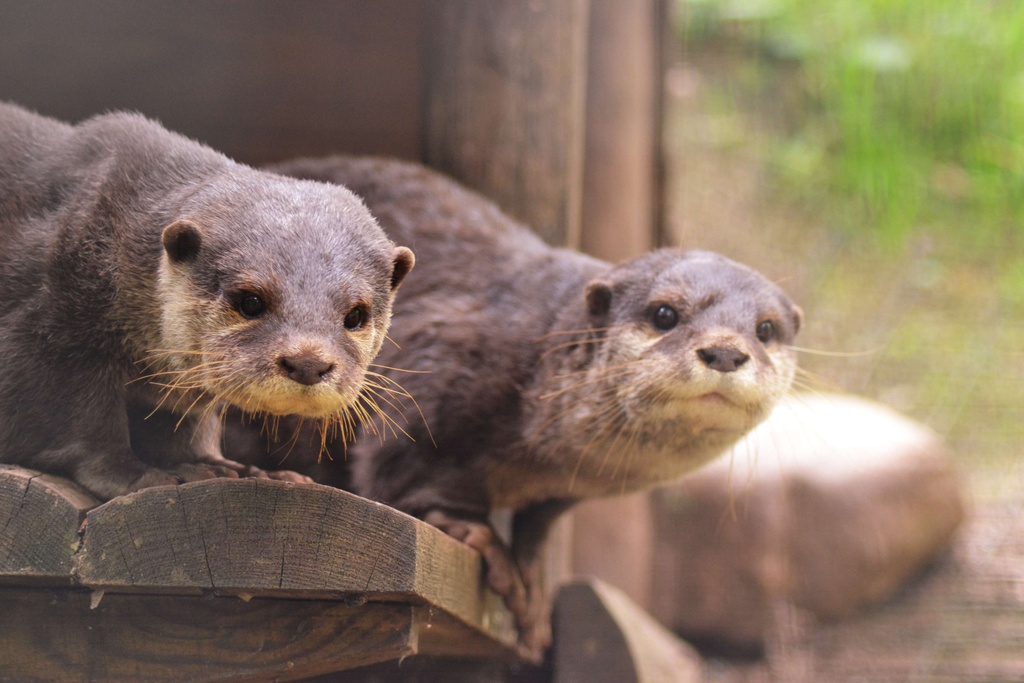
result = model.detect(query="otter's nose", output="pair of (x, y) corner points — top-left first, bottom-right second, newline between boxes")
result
(278, 354), (334, 386)
(697, 346), (749, 373)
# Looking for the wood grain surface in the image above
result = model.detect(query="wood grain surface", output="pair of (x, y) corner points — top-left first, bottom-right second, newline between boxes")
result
(422, 0), (590, 248)
(0, 467), (517, 680)
(0, 589), (417, 682)
(0, 466), (98, 585)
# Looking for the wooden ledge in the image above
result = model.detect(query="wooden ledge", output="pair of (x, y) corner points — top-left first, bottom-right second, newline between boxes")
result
(0, 465), (515, 681)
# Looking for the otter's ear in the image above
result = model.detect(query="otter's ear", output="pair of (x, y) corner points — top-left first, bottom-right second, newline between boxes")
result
(390, 246), (415, 291)
(162, 220), (203, 264)
(791, 304), (804, 335)
(585, 280), (613, 326)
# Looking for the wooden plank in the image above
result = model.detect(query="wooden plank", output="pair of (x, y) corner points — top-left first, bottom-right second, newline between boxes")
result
(422, 0), (591, 247)
(551, 579), (702, 683)
(76, 478), (421, 597)
(73, 478), (515, 649)
(0, 588), (416, 682)
(580, 0), (663, 261)
(0, 467), (519, 678)
(0, 466), (98, 585)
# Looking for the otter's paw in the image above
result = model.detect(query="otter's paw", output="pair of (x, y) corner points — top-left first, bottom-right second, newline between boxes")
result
(516, 622), (551, 664)
(262, 469), (315, 484)
(128, 469), (181, 492)
(194, 453), (251, 474)
(423, 511), (545, 663)
(516, 561), (553, 662)
(167, 463), (241, 482)
(236, 465), (315, 485)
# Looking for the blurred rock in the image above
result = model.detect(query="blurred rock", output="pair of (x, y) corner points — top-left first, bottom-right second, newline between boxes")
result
(647, 392), (967, 654)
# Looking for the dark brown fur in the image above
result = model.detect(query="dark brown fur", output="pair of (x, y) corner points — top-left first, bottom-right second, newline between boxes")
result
(256, 156), (802, 659)
(0, 104), (412, 501)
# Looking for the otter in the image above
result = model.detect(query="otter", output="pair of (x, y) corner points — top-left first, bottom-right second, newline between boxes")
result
(0, 104), (413, 502)
(255, 156), (802, 659)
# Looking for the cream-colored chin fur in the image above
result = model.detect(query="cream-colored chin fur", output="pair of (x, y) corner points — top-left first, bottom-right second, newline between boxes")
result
(647, 396), (759, 436)
(213, 375), (363, 418)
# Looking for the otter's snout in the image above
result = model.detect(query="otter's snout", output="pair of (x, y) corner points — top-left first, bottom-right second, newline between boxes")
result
(697, 346), (749, 373)
(278, 353), (334, 386)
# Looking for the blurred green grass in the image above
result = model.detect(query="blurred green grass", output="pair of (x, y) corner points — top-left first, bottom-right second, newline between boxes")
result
(681, 0), (1024, 242)
(670, 0), (1024, 500)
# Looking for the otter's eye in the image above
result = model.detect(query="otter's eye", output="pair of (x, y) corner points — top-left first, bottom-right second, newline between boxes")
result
(238, 294), (266, 319)
(344, 306), (368, 331)
(756, 320), (775, 344)
(652, 304), (679, 331)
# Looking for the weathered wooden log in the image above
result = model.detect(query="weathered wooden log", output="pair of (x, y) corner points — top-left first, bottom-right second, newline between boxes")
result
(551, 579), (702, 683)
(0, 466), (98, 585)
(0, 467), (516, 681)
(0, 589), (419, 682)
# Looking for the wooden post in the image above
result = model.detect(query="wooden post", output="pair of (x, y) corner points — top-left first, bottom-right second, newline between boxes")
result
(422, 0), (591, 248)
(579, 0), (666, 261)
(566, 0), (669, 614)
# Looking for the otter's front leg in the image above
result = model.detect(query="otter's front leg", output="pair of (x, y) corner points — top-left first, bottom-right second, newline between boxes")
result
(422, 509), (533, 658)
(128, 403), (313, 484)
(509, 499), (576, 658)
(0, 353), (181, 500)
(423, 499), (573, 663)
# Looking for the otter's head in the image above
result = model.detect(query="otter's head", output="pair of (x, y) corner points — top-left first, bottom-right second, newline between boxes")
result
(154, 169), (414, 421)
(533, 248), (800, 492)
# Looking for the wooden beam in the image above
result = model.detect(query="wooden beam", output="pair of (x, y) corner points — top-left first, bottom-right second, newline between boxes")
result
(421, 0), (591, 248)
(73, 478), (512, 639)
(0, 588), (417, 682)
(551, 579), (702, 683)
(314, 654), (547, 683)
(0, 467), (518, 679)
